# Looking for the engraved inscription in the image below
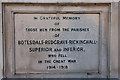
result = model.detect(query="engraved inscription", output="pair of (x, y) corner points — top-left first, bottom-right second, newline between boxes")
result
(15, 14), (99, 73)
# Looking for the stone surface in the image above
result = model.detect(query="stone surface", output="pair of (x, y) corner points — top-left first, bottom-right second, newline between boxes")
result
(0, 0), (119, 79)
(0, 0), (3, 78)
(15, 14), (99, 73)
(110, 2), (118, 77)
(1, 0), (119, 3)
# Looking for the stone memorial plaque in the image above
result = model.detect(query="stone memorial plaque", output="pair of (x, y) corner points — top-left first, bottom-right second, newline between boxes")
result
(15, 14), (99, 73)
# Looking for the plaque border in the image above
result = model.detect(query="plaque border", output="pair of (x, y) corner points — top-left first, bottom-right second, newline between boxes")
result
(2, 3), (111, 78)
